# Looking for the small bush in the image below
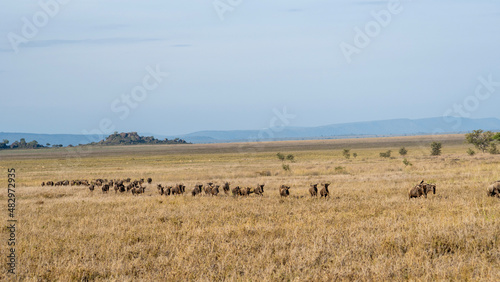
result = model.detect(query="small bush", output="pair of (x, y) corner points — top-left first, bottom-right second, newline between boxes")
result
(403, 158), (412, 166)
(352, 152), (358, 158)
(276, 152), (285, 161)
(282, 164), (290, 171)
(467, 148), (476, 156)
(380, 150), (392, 158)
(399, 147), (408, 156)
(257, 171), (272, 176)
(342, 149), (351, 159)
(286, 154), (295, 162)
(430, 142), (442, 156)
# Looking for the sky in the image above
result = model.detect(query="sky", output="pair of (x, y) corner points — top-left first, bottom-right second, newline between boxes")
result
(1, 0), (499, 136)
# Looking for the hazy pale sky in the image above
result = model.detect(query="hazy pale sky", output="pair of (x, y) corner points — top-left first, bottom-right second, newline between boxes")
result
(1, 0), (499, 136)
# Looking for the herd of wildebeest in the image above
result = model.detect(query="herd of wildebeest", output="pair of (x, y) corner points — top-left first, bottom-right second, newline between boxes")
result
(40, 178), (500, 199)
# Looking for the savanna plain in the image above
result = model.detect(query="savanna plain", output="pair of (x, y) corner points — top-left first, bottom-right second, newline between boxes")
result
(0, 134), (499, 281)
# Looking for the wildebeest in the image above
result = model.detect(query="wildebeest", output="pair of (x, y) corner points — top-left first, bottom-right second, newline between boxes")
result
(171, 184), (185, 195)
(41, 182), (45, 187)
(239, 187), (253, 196)
(309, 184), (318, 197)
(88, 184), (94, 192)
(132, 186), (146, 195)
(102, 184), (109, 193)
(192, 184), (203, 196)
(408, 180), (432, 199)
(280, 185), (290, 197)
(232, 186), (241, 196)
(157, 184), (164, 195)
(254, 184), (265, 196)
(211, 185), (220, 196)
(487, 181), (500, 197)
(164, 186), (172, 196)
(147, 177), (152, 184)
(223, 182), (230, 194)
(320, 183), (330, 198)
(204, 183), (214, 195)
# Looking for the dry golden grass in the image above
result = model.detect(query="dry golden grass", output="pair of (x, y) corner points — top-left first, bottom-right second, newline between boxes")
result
(0, 134), (499, 281)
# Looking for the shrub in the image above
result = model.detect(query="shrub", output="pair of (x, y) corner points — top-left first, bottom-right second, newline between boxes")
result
(342, 149), (351, 159)
(403, 158), (412, 166)
(353, 152), (358, 158)
(282, 164), (290, 171)
(430, 142), (442, 156)
(286, 154), (295, 162)
(399, 147), (408, 156)
(380, 150), (392, 158)
(276, 152), (285, 161)
(467, 148), (476, 156)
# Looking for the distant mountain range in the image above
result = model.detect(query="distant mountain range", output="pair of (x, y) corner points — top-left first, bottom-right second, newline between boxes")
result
(1, 117), (499, 145)
(165, 117), (500, 143)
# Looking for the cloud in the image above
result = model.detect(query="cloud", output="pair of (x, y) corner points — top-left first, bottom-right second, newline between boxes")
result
(171, 44), (191, 48)
(5, 37), (165, 50)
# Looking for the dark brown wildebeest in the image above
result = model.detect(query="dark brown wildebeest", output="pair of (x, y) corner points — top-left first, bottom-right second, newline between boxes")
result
(205, 183), (214, 195)
(88, 184), (94, 192)
(192, 184), (203, 196)
(232, 186), (241, 196)
(487, 181), (500, 198)
(254, 184), (265, 196)
(171, 184), (185, 195)
(157, 184), (164, 195)
(132, 186), (146, 195)
(239, 187), (254, 196)
(41, 182), (45, 187)
(164, 186), (172, 196)
(409, 180), (430, 199)
(147, 178), (153, 184)
(46, 181), (54, 186)
(102, 184), (109, 193)
(211, 185), (220, 196)
(309, 184), (318, 197)
(223, 182), (230, 194)
(320, 183), (331, 198)
(424, 183), (436, 196)
(279, 185), (290, 197)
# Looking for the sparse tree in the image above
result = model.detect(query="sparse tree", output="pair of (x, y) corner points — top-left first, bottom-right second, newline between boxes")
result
(399, 147), (408, 156)
(342, 149), (351, 159)
(430, 142), (442, 156)
(465, 130), (495, 153)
